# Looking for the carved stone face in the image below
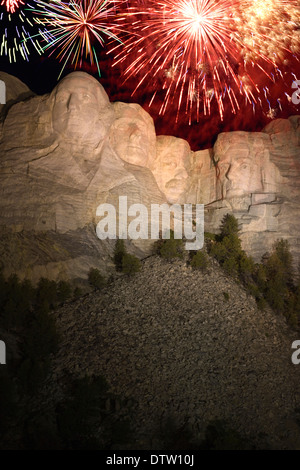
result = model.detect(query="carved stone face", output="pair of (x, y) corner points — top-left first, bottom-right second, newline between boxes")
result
(214, 132), (265, 198)
(51, 72), (111, 146)
(110, 102), (156, 167)
(218, 155), (263, 197)
(152, 136), (190, 203)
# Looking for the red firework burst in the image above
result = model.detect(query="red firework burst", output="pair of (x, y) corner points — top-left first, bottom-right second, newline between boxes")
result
(1, 0), (25, 13)
(111, 0), (300, 122)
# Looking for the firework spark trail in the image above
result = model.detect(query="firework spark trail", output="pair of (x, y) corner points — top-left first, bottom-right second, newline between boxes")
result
(112, 0), (248, 121)
(33, 0), (125, 77)
(0, 1), (45, 61)
(111, 0), (300, 122)
(235, 0), (300, 63)
(1, 0), (24, 14)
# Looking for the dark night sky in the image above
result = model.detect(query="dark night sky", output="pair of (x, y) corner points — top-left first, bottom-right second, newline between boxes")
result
(1, 1), (300, 151)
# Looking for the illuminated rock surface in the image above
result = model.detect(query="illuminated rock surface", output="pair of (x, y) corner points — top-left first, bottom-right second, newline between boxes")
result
(206, 117), (300, 267)
(0, 71), (34, 121)
(0, 71), (299, 281)
(0, 72), (165, 282)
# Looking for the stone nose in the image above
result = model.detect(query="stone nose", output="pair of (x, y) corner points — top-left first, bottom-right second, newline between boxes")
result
(226, 164), (243, 182)
(129, 129), (142, 144)
(219, 163), (231, 180)
(67, 93), (80, 111)
(174, 166), (188, 180)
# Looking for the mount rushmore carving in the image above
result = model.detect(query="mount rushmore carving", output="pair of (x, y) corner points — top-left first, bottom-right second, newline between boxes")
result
(0, 71), (299, 282)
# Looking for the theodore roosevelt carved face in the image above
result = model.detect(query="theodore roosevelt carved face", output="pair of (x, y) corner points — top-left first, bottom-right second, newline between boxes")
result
(151, 135), (190, 203)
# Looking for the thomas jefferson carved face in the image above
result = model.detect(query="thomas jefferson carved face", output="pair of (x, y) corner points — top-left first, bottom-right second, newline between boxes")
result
(51, 72), (112, 146)
(110, 102), (156, 167)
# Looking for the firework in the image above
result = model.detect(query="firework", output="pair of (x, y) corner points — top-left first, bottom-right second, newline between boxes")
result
(235, 0), (300, 64)
(0, 0), (45, 61)
(111, 0), (300, 122)
(1, 0), (24, 14)
(33, 0), (125, 77)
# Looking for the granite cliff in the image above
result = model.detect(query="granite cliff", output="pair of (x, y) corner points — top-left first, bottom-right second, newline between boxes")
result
(0, 71), (299, 282)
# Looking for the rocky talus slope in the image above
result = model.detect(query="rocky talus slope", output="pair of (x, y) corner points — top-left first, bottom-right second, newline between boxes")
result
(42, 255), (300, 449)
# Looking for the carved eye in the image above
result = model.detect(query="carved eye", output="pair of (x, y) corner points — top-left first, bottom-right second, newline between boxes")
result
(241, 163), (250, 170)
(219, 163), (229, 172)
(164, 161), (176, 169)
(56, 93), (68, 103)
(115, 121), (128, 131)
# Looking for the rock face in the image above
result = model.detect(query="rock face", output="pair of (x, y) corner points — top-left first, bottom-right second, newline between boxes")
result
(0, 70), (299, 281)
(150, 137), (217, 206)
(205, 117), (300, 266)
(0, 71), (34, 122)
(0, 72), (166, 282)
(39, 256), (300, 449)
(109, 101), (157, 168)
(150, 135), (191, 204)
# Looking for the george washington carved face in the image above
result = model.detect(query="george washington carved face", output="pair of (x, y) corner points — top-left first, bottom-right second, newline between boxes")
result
(51, 72), (113, 147)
